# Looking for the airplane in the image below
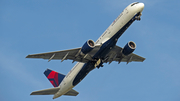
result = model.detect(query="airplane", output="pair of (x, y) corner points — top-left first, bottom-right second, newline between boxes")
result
(26, 2), (145, 99)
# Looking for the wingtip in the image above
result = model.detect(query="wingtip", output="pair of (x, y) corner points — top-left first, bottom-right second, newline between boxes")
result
(26, 55), (30, 58)
(142, 58), (146, 62)
(53, 95), (59, 99)
(30, 92), (34, 95)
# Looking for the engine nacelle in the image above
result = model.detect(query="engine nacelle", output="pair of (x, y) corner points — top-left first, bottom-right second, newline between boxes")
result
(122, 41), (136, 56)
(80, 39), (95, 55)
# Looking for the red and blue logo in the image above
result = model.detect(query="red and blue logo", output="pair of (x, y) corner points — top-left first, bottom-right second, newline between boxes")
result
(44, 69), (65, 87)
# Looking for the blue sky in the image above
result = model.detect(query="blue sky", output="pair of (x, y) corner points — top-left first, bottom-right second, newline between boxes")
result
(1, 0), (180, 101)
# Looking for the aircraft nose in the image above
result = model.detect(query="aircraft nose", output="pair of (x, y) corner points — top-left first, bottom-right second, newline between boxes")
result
(138, 3), (145, 12)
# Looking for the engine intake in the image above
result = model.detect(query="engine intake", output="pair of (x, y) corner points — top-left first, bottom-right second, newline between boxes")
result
(122, 41), (136, 56)
(81, 40), (95, 55)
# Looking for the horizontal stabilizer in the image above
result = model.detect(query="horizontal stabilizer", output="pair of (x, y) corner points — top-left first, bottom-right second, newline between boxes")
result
(30, 87), (60, 95)
(64, 89), (79, 96)
(30, 87), (79, 96)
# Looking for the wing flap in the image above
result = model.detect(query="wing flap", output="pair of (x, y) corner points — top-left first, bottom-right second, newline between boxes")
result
(121, 53), (145, 62)
(26, 45), (101, 63)
(26, 48), (81, 60)
(105, 45), (145, 63)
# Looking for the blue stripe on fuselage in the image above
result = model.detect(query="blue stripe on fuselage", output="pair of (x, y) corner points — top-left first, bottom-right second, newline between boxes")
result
(93, 16), (136, 59)
(72, 61), (95, 86)
(72, 14), (138, 86)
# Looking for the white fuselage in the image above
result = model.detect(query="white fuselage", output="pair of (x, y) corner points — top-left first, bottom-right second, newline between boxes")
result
(53, 2), (144, 99)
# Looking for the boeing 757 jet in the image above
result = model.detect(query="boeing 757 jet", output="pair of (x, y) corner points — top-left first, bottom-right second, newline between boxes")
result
(26, 2), (145, 99)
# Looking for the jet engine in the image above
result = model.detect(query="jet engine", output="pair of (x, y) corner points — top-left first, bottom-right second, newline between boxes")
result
(80, 40), (95, 55)
(122, 41), (136, 56)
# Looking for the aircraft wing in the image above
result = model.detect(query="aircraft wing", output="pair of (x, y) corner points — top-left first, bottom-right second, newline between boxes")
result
(104, 45), (145, 64)
(26, 45), (144, 64)
(30, 87), (79, 96)
(26, 45), (101, 63)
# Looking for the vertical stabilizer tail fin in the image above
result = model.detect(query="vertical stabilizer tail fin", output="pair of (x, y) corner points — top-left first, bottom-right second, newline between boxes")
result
(44, 69), (65, 87)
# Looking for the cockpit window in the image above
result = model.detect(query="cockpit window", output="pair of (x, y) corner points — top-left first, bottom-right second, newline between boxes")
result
(131, 2), (139, 6)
